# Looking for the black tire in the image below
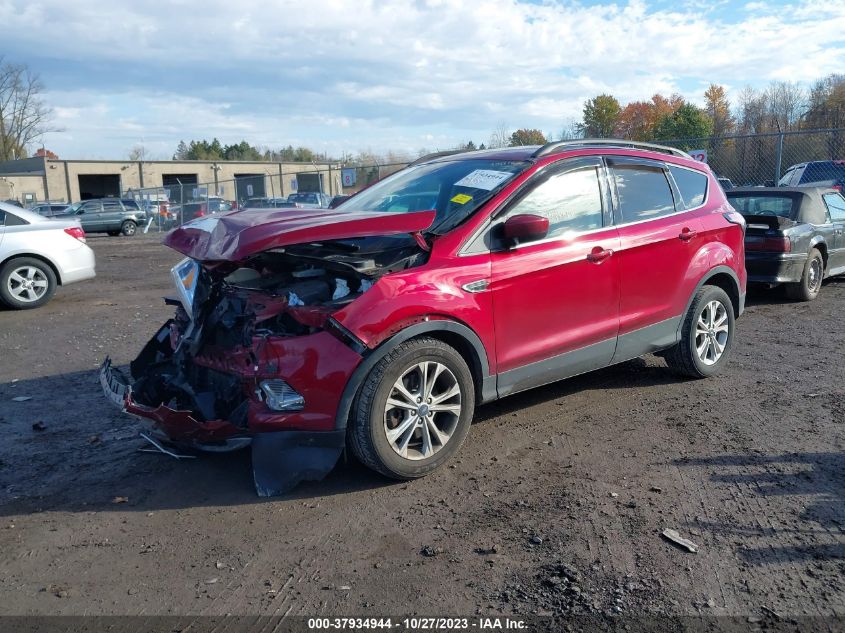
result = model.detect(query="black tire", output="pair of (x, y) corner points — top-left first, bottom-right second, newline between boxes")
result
(664, 285), (735, 379)
(0, 257), (57, 310)
(120, 221), (137, 236)
(107, 231), (120, 236)
(348, 337), (475, 479)
(785, 248), (823, 302)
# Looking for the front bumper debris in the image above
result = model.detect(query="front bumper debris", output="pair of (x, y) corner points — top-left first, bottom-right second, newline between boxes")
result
(99, 355), (348, 497)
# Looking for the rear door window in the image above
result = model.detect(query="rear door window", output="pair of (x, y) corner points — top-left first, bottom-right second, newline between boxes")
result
(668, 165), (708, 209)
(611, 163), (676, 223)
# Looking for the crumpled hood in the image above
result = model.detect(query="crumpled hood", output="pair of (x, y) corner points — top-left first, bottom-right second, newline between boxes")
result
(163, 208), (436, 262)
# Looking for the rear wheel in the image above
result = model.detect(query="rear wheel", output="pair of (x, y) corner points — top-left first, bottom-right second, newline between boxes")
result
(785, 248), (823, 302)
(120, 221), (137, 236)
(0, 257), (57, 309)
(665, 285), (735, 378)
(348, 337), (475, 479)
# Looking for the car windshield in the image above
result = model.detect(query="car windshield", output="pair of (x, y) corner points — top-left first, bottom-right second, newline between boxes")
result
(728, 194), (796, 218)
(64, 202), (83, 213)
(339, 159), (530, 234)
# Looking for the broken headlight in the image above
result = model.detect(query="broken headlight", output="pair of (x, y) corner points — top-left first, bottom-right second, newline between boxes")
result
(259, 379), (305, 411)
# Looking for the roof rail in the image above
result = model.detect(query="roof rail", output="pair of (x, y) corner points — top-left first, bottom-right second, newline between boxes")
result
(531, 139), (690, 159)
(408, 149), (467, 167)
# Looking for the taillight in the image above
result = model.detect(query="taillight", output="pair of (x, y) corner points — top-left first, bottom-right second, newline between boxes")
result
(64, 226), (86, 243)
(832, 185), (843, 193)
(745, 235), (791, 252)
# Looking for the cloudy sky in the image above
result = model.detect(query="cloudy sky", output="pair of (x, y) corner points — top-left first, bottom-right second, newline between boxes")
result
(2, 0), (845, 160)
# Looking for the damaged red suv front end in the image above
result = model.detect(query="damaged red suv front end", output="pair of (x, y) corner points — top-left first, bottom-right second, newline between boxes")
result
(101, 207), (437, 495)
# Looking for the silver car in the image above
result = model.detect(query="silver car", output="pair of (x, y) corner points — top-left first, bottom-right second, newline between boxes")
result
(0, 203), (96, 309)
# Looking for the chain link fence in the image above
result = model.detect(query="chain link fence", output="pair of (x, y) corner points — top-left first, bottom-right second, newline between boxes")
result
(658, 128), (845, 188)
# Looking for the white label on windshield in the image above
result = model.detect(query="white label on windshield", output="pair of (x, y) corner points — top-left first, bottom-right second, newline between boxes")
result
(454, 169), (513, 191)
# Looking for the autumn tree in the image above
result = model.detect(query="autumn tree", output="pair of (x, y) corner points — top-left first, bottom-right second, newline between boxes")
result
(509, 128), (547, 146)
(616, 101), (655, 140)
(578, 94), (621, 138)
(703, 84), (735, 137)
(804, 74), (845, 129)
(0, 58), (55, 161)
(34, 147), (58, 159)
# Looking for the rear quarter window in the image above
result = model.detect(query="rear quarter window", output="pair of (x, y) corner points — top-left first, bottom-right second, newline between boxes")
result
(4, 211), (30, 226)
(669, 165), (708, 209)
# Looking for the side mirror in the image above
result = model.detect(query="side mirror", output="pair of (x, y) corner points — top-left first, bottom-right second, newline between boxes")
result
(502, 213), (549, 245)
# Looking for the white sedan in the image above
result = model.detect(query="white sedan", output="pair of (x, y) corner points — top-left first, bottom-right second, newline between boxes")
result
(0, 202), (96, 309)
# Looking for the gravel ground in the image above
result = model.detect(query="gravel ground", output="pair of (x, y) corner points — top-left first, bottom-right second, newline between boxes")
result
(0, 232), (843, 624)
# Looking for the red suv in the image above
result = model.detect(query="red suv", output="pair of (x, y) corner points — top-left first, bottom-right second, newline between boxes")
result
(101, 140), (746, 496)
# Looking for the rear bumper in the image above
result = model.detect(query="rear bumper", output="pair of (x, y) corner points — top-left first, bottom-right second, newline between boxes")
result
(57, 243), (96, 285)
(745, 252), (806, 284)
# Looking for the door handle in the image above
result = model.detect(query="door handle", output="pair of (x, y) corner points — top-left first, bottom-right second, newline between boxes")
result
(586, 247), (613, 264)
(679, 227), (697, 241)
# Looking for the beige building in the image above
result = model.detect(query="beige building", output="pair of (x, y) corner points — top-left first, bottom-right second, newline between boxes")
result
(0, 156), (345, 205)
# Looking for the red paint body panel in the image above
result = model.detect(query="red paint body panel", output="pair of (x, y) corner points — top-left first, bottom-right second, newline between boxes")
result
(615, 212), (705, 333)
(163, 208), (436, 262)
(190, 331), (363, 432)
(490, 228), (621, 372)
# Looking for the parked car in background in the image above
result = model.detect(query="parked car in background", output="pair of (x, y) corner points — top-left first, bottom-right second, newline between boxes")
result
(328, 194), (351, 208)
(29, 202), (70, 217)
(727, 186), (845, 301)
(243, 197), (298, 209)
(0, 203), (95, 309)
(101, 140), (746, 496)
(717, 177), (734, 190)
(56, 198), (148, 236)
(778, 160), (845, 191)
(287, 192), (331, 208)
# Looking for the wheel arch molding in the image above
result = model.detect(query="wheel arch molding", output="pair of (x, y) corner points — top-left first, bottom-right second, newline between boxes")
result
(333, 319), (494, 432)
(684, 265), (743, 328)
(1, 252), (63, 285)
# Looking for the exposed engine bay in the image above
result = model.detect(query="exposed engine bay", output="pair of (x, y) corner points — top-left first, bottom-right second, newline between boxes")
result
(126, 236), (427, 429)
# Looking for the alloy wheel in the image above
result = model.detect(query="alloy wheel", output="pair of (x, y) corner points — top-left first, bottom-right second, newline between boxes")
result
(808, 257), (822, 293)
(383, 361), (462, 460)
(694, 300), (729, 366)
(6, 266), (49, 303)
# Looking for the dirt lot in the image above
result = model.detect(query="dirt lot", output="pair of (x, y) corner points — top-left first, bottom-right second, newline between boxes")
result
(0, 232), (843, 622)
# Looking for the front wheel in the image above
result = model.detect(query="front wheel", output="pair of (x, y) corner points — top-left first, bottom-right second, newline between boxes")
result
(348, 337), (475, 479)
(786, 248), (823, 302)
(0, 257), (57, 309)
(665, 285), (735, 378)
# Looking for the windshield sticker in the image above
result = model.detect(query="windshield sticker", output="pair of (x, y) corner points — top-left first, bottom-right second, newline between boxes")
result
(454, 169), (514, 191)
(450, 193), (473, 205)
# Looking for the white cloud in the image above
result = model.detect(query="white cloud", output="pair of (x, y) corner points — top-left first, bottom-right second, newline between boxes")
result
(1, 0), (843, 156)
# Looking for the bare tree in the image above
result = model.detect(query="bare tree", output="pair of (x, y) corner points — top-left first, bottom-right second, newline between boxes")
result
(766, 81), (805, 131)
(0, 59), (55, 161)
(488, 121), (510, 148)
(128, 144), (147, 161)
